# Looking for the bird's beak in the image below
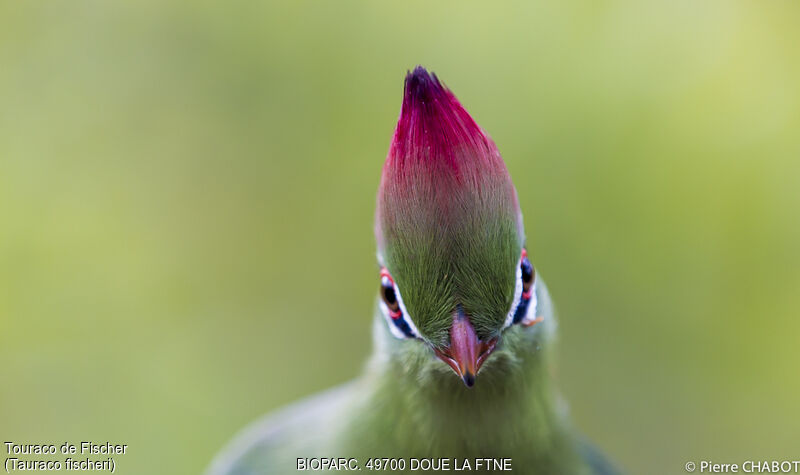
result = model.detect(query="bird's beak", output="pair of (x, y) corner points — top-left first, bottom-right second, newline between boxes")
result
(434, 311), (498, 387)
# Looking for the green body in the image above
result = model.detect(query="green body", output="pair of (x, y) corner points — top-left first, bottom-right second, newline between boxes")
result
(208, 282), (618, 475)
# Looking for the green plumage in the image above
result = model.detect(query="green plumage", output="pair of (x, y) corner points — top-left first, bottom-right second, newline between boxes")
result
(382, 210), (521, 345)
(209, 284), (618, 474)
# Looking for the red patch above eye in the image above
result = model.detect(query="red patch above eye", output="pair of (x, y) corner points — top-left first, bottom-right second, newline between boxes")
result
(521, 248), (528, 259)
(379, 267), (394, 285)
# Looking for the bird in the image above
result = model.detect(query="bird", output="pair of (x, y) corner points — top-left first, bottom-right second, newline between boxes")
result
(208, 66), (620, 475)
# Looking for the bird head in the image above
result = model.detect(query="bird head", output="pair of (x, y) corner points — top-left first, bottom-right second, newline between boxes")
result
(375, 67), (541, 388)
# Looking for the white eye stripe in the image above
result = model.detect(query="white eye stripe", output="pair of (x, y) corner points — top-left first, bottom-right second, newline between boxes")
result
(379, 300), (412, 339)
(503, 256), (540, 329)
(379, 279), (421, 340)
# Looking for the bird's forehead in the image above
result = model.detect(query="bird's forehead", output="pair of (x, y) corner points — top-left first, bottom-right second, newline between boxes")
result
(376, 154), (524, 280)
(380, 209), (521, 280)
(378, 213), (521, 344)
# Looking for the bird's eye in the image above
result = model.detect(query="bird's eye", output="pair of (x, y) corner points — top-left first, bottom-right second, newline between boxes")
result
(504, 248), (541, 328)
(378, 267), (420, 339)
(520, 249), (535, 294)
(380, 275), (401, 316)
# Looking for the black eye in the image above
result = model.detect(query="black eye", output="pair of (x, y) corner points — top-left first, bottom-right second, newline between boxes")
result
(520, 253), (534, 292)
(378, 269), (418, 339)
(380, 271), (401, 314)
(382, 282), (398, 307)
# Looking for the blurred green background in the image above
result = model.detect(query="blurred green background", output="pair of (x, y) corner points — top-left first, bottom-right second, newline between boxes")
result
(2, 1), (799, 474)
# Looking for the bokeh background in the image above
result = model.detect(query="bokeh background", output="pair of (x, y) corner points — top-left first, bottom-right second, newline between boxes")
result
(2, 1), (799, 474)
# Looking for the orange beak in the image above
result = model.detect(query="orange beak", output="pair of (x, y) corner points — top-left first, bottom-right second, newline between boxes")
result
(434, 310), (498, 387)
